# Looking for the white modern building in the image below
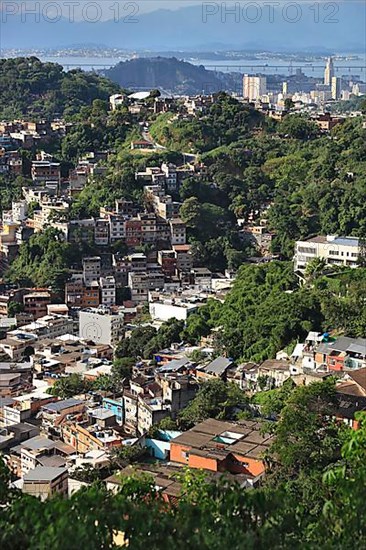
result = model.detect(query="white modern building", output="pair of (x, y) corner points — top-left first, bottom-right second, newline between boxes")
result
(324, 57), (334, 86)
(294, 235), (360, 272)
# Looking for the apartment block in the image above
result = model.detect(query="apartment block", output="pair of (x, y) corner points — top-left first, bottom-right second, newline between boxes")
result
(158, 250), (177, 277)
(108, 214), (126, 243)
(83, 256), (101, 286)
(243, 75), (267, 101)
(100, 276), (116, 307)
(94, 219), (109, 246)
(139, 213), (157, 244)
(169, 218), (186, 245)
(125, 219), (142, 247)
(31, 160), (61, 184)
(23, 291), (51, 319)
(173, 244), (193, 273)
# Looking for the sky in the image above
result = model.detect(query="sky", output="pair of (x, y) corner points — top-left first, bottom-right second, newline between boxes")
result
(3, 0), (364, 20)
(1, 0), (364, 51)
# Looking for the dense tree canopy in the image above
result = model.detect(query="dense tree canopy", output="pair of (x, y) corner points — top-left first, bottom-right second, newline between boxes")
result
(6, 228), (74, 290)
(178, 378), (249, 429)
(0, 57), (120, 119)
(184, 261), (366, 362)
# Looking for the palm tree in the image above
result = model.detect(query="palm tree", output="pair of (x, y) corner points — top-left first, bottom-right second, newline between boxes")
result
(305, 257), (327, 282)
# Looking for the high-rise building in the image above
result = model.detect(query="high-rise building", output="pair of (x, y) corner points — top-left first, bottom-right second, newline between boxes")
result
(324, 57), (334, 86)
(331, 76), (342, 100)
(243, 75), (267, 101)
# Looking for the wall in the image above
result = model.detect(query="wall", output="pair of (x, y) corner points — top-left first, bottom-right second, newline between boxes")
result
(149, 302), (196, 322)
(145, 438), (170, 460)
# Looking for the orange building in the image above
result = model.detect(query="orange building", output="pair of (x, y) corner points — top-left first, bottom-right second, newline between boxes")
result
(170, 418), (273, 478)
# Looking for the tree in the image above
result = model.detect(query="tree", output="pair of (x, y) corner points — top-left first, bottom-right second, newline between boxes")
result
(178, 379), (248, 429)
(49, 374), (91, 399)
(0, 456), (13, 505)
(109, 444), (146, 470)
(284, 98), (294, 111)
(188, 349), (207, 363)
(92, 374), (117, 393)
(280, 114), (319, 139)
(252, 378), (296, 417)
(149, 89), (161, 98)
(183, 313), (210, 344)
(195, 261), (323, 361)
(7, 301), (24, 318)
(269, 379), (343, 477)
(71, 464), (109, 484)
(2, 419), (366, 548)
(6, 227), (73, 290)
(319, 411), (366, 547)
(115, 327), (157, 359)
(304, 257), (327, 281)
(111, 357), (135, 384)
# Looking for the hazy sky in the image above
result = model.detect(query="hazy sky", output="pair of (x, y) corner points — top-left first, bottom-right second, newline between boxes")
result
(4, 0), (361, 20)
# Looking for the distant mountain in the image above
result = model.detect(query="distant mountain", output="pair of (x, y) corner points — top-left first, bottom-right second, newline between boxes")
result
(1, 2), (365, 51)
(103, 57), (240, 94)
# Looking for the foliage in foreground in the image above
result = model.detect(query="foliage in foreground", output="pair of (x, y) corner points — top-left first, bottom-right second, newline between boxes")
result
(1, 382), (365, 549)
(0, 412), (366, 549)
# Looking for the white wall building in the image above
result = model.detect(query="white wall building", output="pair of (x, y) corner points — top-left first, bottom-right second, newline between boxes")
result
(11, 201), (28, 222)
(294, 235), (360, 272)
(100, 276), (116, 307)
(83, 256), (101, 286)
(149, 300), (199, 322)
(79, 309), (124, 346)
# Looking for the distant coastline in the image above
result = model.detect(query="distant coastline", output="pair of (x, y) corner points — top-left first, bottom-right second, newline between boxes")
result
(1, 49), (364, 81)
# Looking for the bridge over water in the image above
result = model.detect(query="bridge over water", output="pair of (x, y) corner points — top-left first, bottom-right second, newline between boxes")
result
(62, 62), (365, 74)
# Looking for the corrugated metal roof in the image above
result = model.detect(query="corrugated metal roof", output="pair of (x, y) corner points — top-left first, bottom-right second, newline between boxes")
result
(42, 398), (84, 413)
(204, 356), (233, 376)
(23, 466), (67, 482)
(333, 237), (359, 247)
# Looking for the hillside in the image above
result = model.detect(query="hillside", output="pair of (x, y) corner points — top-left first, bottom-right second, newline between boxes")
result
(103, 57), (239, 95)
(149, 93), (264, 152)
(0, 57), (121, 119)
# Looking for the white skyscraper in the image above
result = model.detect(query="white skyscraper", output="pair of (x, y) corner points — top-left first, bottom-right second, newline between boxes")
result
(324, 57), (335, 86)
(331, 76), (342, 100)
(243, 75), (267, 101)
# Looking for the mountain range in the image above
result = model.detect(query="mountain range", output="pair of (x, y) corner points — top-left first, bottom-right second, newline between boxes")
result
(1, 2), (365, 51)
